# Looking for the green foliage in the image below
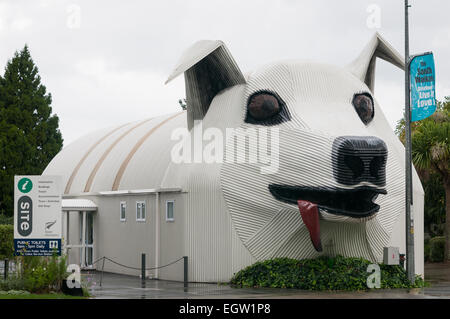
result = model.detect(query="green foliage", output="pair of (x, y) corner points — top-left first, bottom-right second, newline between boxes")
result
(395, 97), (450, 260)
(412, 99), (450, 260)
(411, 112), (449, 173)
(0, 289), (29, 295)
(0, 224), (13, 259)
(0, 292), (86, 299)
(424, 238), (431, 262)
(0, 255), (69, 294)
(230, 256), (425, 291)
(0, 45), (63, 217)
(0, 277), (25, 291)
(0, 214), (13, 225)
(423, 173), (446, 236)
(428, 236), (445, 262)
(82, 286), (91, 297)
(20, 255), (68, 293)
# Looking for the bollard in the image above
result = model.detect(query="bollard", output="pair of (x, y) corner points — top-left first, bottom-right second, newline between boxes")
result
(4, 259), (8, 280)
(141, 253), (146, 287)
(183, 256), (188, 288)
(100, 257), (105, 287)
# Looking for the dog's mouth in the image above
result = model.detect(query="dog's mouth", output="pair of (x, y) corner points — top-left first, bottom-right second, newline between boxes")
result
(268, 184), (387, 252)
(268, 185), (386, 217)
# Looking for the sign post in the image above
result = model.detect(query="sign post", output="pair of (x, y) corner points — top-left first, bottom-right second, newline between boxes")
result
(404, 0), (414, 284)
(404, 0), (436, 284)
(14, 175), (62, 256)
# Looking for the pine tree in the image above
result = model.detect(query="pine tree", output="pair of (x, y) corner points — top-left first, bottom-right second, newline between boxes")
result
(0, 45), (63, 217)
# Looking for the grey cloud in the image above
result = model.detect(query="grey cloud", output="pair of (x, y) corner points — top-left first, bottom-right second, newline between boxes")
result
(0, 0), (448, 145)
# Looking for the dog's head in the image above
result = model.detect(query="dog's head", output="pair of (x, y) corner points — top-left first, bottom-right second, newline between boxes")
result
(167, 33), (406, 261)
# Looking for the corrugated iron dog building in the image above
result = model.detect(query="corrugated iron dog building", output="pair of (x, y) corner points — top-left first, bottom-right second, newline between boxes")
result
(44, 33), (424, 282)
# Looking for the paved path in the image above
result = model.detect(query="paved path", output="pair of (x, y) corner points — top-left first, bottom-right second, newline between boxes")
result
(422, 261), (450, 298)
(84, 262), (450, 299)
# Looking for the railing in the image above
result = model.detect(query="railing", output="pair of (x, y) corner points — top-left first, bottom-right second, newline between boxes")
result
(88, 254), (188, 288)
(1, 254), (187, 290)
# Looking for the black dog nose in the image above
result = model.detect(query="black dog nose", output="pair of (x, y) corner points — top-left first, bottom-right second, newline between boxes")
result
(332, 136), (388, 186)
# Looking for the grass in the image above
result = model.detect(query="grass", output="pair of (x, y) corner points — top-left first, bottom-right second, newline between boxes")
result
(0, 292), (87, 299)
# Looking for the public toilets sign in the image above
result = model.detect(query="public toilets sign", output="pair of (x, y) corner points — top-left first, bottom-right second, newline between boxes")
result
(14, 175), (62, 256)
(410, 52), (436, 122)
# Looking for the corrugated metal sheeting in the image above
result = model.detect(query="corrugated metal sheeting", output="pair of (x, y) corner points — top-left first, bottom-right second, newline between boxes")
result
(44, 33), (424, 282)
(44, 112), (185, 194)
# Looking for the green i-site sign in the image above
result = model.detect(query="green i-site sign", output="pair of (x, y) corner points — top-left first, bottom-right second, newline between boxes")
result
(14, 175), (63, 256)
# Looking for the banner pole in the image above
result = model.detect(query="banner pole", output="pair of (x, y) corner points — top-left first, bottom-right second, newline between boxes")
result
(404, 0), (415, 284)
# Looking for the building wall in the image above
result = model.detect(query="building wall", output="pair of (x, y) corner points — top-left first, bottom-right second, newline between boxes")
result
(94, 194), (155, 277)
(389, 173), (425, 276)
(63, 192), (187, 280)
(181, 163), (256, 283)
(160, 85), (257, 283)
(158, 193), (185, 281)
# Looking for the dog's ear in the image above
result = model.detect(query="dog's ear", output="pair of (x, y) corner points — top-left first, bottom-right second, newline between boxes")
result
(166, 40), (246, 129)
(347, 32), (404, 92)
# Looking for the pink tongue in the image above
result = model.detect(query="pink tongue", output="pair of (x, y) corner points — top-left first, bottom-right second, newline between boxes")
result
(297, 200), (322, 252)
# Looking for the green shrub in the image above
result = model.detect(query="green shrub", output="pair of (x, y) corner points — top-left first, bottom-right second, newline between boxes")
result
(424, 239), (431, 262)
(429, 236), (445, 262)
(0, 289), (30, 295)
(0, 255), (68, 294)
(0, 276), (25, 291)
(0, 214), (13, 225)
(0, 224), (14, 259)
(230, 256), (425, 291)
(20, 255), (68, 293)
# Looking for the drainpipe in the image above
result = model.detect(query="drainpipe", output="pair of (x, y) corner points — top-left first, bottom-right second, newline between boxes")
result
(65, 211), (70, 255)
(82, 211), (86, 268)
(155, 192), (160, 279)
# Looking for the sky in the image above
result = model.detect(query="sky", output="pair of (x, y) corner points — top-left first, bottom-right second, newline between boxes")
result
(0, 0), (448, 146)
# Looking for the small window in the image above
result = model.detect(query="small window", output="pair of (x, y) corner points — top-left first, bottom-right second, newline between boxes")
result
(120, 201), (126, 221)
(166, 200), (174, 222)
(136, 201), (146, 222)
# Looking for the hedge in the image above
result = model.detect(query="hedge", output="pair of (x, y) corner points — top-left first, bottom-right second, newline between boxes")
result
(0, 214), (13, 225)
(0, 255), (69, 293)
(230, 255), (425, 291)
(0, 224), (14, 259)
(429, 236), (445, 262)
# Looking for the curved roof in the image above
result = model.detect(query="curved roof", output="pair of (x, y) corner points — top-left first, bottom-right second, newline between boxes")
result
(43, 111), (186, 194)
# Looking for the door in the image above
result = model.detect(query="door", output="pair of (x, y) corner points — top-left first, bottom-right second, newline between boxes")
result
(85, 213), (94, 267)
(79, 211), (94, 268)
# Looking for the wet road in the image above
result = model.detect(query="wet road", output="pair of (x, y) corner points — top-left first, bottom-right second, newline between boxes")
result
(84, 262), (450, 299)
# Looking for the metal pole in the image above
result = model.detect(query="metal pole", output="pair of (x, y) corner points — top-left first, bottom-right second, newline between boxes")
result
(4, 259), (8, 280)
(141, 253), (146, 287)
(64, 211), (69, 255)
(183, 256), (188, 288)
(82, 211), (86, 268)
(404, 0), (415, 284)
(155, 192), (160, 279)
(100, 256), (105, 287)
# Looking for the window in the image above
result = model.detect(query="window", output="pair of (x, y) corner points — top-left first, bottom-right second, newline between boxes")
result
(166, 200), (174, 222)
(136, 201), (146, 222)
(120, 201), (126, 221)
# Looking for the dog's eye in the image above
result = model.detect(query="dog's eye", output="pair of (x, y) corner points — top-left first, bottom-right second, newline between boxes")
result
(245, 91), (290, 125)
(352, 93), (374, 125)
(248, 93), (280, 120)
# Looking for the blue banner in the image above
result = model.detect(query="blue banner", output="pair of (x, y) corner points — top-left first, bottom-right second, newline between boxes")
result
(410, 52), (436, 122)
(14, 239), (61, 256)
